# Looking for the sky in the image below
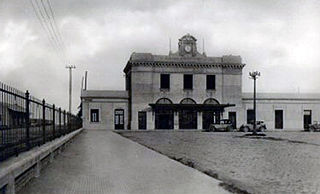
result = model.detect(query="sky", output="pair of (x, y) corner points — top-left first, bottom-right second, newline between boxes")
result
(0, 0), (320, 113)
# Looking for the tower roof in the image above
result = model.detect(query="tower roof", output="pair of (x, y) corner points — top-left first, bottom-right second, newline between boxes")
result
(179, 33), (197, 41)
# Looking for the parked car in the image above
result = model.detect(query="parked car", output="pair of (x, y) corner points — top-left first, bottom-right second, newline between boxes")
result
(239, 121), (267, 132)
(202, 119), (234, 132)
(306, 121), (320, 132)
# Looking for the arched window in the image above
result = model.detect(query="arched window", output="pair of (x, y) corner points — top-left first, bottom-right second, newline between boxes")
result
(180, 98), (196, 104)
(203, 98), (219, 104)
(156, 98), (173, 104)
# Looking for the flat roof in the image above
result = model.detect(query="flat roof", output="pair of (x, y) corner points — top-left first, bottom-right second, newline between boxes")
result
(81, 90), (129, 99)
(242, 92), (320, 100)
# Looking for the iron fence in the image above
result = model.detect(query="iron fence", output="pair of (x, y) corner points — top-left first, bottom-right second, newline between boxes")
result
(0, 81), (82, 161)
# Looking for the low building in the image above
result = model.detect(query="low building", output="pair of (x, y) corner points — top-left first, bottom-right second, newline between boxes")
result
(81, 34), (320, 131)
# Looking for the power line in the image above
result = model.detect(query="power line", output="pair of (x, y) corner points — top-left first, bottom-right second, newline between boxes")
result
(29, 0), (67, 64)
(46, 0), (69, 64)
(31, 0), (62, 56)
(47, 0), (66, 51)
(30, 0), (59, 53)
(39, 0), (67, 63)
(40, 0), (65, 54)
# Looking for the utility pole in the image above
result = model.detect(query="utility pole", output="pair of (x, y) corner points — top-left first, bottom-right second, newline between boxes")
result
(66, 65), (76, 114)
(249, 71), (260, 135)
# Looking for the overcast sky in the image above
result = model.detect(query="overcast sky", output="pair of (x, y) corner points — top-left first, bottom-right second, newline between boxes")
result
(1, 0), (320, 113)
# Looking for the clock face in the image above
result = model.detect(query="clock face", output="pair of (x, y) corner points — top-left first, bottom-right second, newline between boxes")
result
(184, 45), (192, 53)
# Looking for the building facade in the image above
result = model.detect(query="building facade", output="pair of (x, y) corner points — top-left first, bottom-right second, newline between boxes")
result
(81, 34), (320, 131)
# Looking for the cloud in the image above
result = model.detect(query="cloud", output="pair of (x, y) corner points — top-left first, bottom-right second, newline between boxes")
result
(0, 0), (320, 113)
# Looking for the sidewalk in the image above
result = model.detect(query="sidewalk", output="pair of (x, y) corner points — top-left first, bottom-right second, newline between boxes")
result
(19, 130), (229, 194)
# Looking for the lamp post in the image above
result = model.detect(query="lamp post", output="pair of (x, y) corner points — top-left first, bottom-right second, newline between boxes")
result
(249, 71), (260, 135)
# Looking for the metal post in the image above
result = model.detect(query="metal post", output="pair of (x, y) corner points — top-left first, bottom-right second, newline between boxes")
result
(42, 99), (46, 144)
(59, 108), (61, 137)
(253, 77), (257, 135)
(68, 113), (71, 132)
(52, 104), (55, 139)
(69, 68), (72, 113)
(25, 90), (30, 149)
(249, 71), (260, 135)
(63, 110), (66, 135)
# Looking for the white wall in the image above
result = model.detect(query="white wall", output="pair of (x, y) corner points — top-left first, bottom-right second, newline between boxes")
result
(243, 99), (320, 130)
(82, 98), (128, 130)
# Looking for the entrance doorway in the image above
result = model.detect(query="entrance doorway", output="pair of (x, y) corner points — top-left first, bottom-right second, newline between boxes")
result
(155, 109), (173, 129)
(202, 111), (220, 129)
(179, 98), (197, 129)
(154, 98), (174, 130)
(179, 110), (197, 129)
(138, 111), (147, 130)
(228, 112), (237, 129)
(247, 109), (254, 124)
(202, 98), (221, 129)
(275, 110), (283, 129)
(303, 110), (312, 129)
(114, 109), (124, 130)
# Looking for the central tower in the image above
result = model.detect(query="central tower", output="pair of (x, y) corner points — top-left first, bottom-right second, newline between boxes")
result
(178, 33), (198, 57)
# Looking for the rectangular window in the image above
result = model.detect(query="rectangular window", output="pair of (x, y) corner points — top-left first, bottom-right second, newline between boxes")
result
(90, 109), (99, 122)
(206, 75), (216, 90)
(184, 74), (193, 89)
(160, 74), (170, 89)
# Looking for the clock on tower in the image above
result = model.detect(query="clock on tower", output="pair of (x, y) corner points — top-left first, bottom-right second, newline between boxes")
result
(178, 33), (197, 57)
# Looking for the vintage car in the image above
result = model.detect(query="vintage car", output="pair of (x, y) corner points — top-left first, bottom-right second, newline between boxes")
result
(202, 119), (234, 132)
(306, 121), (320, 132)
(239, 121), (267, 132)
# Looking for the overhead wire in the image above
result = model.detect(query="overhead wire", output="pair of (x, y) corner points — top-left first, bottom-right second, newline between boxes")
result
(46, 0), (70, 64)
(47, 0), (66, 51)
(31, 0), (64, 62)
(29, 0), (68, 64)
(40, 0), (67, 61)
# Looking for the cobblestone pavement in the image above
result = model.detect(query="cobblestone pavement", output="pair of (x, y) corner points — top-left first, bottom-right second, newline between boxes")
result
(120, 131), (320, 194)
(19, 130), (229, 194)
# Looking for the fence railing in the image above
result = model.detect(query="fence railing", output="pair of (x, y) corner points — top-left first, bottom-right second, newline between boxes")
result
(0, 81), (82, 161)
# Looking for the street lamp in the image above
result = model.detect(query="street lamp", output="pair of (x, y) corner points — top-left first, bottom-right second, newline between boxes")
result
(249, 71), (260, 135)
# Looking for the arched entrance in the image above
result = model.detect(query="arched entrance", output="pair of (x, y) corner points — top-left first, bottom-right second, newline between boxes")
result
(155, 98), (174, 129)
(202, 98), (220, 129)
(179, 98), (197, 129)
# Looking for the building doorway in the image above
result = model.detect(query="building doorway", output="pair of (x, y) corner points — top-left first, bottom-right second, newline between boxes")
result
(155, 109), (173, 129)
(247, 109), (254, 124)
(275, 110), (283, 129)
(179, 98), (197, 129)
(228, 112), (237, 129)
(138, 111), (147, 130)
(202, 98), (221, 129)
(114, 109), (124, 130)
(179, 110), (197, 129)
(202, 111), (220, 129)
(303, 110), (312, 129)
(154, 98), (174, 130)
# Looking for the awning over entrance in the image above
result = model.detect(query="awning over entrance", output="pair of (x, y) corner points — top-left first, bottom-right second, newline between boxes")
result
(149, 103), (235, 111)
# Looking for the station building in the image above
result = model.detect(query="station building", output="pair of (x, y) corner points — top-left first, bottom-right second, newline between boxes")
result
(81, 34), (320, 131)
